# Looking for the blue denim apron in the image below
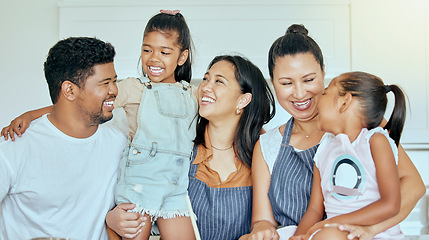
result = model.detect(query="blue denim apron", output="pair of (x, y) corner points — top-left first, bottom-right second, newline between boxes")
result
(188, 146), (253, 240)
(268, 117), (319, 226)
(116, 79), (197, 218)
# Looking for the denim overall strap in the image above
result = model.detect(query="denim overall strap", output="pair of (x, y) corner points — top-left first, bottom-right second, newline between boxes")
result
(188, 145), (253, 240)
(179, 80), (191, 90)
(268, 117), (319, 226)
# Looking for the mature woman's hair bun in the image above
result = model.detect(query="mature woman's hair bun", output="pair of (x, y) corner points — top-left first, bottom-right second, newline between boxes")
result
(285, 24), (308, 35)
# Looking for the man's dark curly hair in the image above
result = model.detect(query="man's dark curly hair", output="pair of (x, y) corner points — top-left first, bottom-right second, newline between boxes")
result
(44, 37), (116, 103)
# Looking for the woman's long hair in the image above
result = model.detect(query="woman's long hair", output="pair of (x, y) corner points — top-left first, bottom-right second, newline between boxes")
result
(194, 55), (275, 167)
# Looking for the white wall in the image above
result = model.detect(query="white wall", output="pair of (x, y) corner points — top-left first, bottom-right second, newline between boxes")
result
(1, 0), (428, 235)
(350, 0), (429, 233)
(351, 0), (429, 145)
(0, 0), (59, 128)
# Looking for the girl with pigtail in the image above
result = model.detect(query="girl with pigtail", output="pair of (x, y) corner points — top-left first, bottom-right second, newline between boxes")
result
(291, 71), (407, 240)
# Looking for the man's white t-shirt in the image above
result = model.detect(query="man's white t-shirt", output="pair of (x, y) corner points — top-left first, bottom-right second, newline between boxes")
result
(0, 114), (127, 240)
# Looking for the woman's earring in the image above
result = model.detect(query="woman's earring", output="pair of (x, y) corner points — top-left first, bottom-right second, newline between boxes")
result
(236, 108), (241, 115)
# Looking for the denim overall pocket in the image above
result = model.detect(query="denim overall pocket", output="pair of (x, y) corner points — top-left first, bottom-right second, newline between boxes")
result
(154, 88), (190, 118)
(125, 142), (157, 178)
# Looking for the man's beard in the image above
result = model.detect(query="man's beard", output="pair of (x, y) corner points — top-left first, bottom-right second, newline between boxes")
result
(89, 110), (113, 125)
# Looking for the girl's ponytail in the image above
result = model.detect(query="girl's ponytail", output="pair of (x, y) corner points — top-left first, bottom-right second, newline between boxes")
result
(337, 72), (407, 146)
(384, 85), (407, 146)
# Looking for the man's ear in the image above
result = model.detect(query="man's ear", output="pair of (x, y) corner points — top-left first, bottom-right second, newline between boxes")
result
(177, 49), (189, 66)
(237, 93), (252, 110)
(339, 92), (353, 113)
(61, 81), (78, 101)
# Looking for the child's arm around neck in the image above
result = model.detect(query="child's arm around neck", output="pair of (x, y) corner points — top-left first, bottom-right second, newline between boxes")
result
(1, 105), (54, 141)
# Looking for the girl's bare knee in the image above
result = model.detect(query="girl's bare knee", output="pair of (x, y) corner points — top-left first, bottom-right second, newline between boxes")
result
(312, 226), (349, 240)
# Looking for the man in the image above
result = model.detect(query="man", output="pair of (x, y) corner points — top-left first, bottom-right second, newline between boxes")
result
(0, 37), (127, 239)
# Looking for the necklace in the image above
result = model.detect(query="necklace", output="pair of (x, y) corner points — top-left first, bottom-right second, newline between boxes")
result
(304, 129), (319, 138)
(211, 145), (233, 151)
(294, 122), (320, 138)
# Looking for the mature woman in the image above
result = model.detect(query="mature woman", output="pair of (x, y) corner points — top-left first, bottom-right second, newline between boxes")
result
(246, 24), (425, 240)
(106, 55), (275, 240)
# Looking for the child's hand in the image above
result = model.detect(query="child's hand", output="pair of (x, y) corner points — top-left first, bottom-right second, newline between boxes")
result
(1, 125), (11, 141)
(1, 113), (32, 141)
(248, 220), (279, 240)
(106, 203), (146, 238)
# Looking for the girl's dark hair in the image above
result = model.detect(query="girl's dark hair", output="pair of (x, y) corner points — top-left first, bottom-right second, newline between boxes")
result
(44, 37), (115, 104)
(268, 24), (324, 79)
(142, 12), (193, 83)
(336, 71), (407, 146)
(194, 55), (275, 168)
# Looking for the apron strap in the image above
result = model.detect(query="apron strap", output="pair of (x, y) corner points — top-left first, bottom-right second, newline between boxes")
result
(188, 145), (198, 177)
(282, 117), (294, 145)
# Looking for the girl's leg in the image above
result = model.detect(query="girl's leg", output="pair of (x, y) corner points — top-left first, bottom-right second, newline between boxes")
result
(157, 216), (195, 240)
(311, 226), (358, 240)
(123, 213), (152, 240)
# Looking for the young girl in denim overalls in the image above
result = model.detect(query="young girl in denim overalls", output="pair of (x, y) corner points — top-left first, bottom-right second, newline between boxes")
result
(114, 10), (197, 240)
(291, 72), (407, 240)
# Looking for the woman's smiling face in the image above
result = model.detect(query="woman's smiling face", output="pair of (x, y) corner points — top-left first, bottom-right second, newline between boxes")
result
(272, 52), (325, 122)
(197, 60), (244, 122)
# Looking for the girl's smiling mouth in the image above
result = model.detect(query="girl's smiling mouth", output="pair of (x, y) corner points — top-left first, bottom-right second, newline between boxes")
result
(148, 66), (164, 76)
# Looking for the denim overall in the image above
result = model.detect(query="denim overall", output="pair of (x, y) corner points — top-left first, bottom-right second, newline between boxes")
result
(268, 117), (319, 226)
(116, 79), (198, 219)
(188, 146), (253, 240)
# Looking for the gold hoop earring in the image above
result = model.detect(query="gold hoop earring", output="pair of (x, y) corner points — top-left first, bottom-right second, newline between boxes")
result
(236, 108), (241, 115)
